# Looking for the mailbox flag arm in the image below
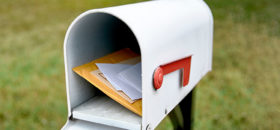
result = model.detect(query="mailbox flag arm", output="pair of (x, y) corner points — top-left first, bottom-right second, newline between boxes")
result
(154, 56), (192, 89)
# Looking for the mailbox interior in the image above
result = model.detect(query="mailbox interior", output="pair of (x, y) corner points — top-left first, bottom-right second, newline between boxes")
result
(64, 13), (142, 129)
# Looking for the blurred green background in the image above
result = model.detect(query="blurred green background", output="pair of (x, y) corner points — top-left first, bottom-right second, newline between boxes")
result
(0, 0), (279, 129)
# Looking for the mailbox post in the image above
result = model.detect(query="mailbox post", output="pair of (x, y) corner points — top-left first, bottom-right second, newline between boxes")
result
(62, 0), (213, 129)
(169, 89), (194, 130)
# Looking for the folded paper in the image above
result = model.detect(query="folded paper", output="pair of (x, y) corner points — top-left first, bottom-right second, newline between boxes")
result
(96, 63), (142, 100)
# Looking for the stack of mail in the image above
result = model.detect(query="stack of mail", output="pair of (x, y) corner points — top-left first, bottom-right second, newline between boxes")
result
(96, 62), (142, 100)
(72, 48), (142, 116)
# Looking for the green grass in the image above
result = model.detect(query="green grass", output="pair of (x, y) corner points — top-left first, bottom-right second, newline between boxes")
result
(0, 0), (279, 129)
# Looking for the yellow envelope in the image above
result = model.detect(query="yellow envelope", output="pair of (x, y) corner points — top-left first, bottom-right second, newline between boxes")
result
(72, 48), (142, 116)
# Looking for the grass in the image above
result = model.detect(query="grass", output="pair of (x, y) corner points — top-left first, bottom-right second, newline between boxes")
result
(0, 0), (279, 129)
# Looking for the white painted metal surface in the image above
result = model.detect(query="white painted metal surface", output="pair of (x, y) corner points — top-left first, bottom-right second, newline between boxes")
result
(62, 120), (125, 130)
(63, 0), (213, 129)
(72, 96), (141, 130)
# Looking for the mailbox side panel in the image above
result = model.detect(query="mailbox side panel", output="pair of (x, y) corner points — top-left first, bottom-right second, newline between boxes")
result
(140, 1), (214, 128)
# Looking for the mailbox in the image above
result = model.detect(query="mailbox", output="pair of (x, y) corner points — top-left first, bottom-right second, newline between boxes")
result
(62, 0), (213, 129)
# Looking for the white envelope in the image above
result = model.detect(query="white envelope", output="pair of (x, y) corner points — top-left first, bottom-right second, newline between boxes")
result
(96, 63), (142, 100)
(118, 63), (142, 93)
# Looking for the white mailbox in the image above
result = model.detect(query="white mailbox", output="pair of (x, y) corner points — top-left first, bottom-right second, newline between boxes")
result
(62, 0), (213, 129)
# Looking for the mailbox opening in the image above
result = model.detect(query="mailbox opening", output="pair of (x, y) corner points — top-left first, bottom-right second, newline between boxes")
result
(65, 12), (142, 129)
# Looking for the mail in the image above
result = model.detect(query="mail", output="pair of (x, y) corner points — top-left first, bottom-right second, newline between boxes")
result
(72, 48), (142, 116)
(96, 63), (142, 100)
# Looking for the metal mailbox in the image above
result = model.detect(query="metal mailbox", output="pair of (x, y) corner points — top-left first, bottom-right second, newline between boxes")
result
(62, 0), (213, 129)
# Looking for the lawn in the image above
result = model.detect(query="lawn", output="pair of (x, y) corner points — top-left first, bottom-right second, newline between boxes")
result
(0, 0), (279, 129)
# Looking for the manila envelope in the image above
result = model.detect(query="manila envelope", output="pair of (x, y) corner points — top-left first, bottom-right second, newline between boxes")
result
(72, 48), (142, 116)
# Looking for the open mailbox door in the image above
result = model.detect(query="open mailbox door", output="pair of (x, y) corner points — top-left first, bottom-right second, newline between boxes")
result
(62, 0), (213, 129)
